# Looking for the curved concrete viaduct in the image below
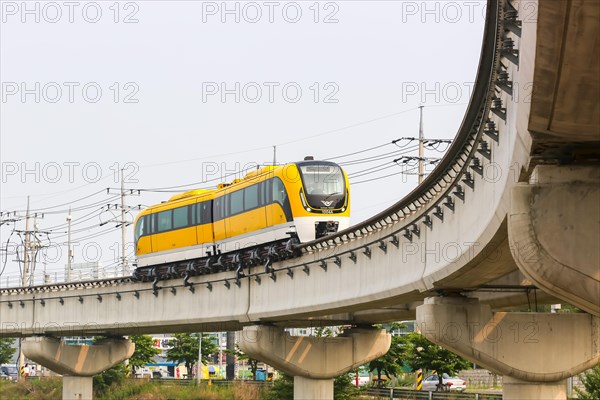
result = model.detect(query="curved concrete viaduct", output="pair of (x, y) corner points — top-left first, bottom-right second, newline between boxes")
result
(1, 0), (531, 337)
(1, 1), (598, 398)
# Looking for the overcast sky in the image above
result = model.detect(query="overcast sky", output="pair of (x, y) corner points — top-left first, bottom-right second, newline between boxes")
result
(0, 0), (486, 285)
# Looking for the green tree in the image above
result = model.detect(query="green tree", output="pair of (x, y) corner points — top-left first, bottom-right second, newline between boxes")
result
(403, 332), (470, 391)
(264, 373), (293, 400)
(334, 373), (361, 400)
(166, 333), (217, 378)
(0, 338), (16, 364)
(314, 326), (340, 337)
(93, 362), (128, 394)
(92, 337), (128, 393)
(575, 364), (600, 400)
(127, 335), (161, 375)
(366, 323), (407, 385)
(225, 343), (260, 380)
(367, 334), (406, 385)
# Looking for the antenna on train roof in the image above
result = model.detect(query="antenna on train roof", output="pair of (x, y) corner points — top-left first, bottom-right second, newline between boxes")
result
(272, 145), (277, 166)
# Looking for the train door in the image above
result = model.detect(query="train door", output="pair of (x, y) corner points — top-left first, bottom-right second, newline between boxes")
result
(196, 200), (214, 251)
(212, 194), (227, 251)
(242, 183), (267, 237)
(262, 179), (275, 241)
(265, 178), (291, 241)
(225, 188), (244, 242)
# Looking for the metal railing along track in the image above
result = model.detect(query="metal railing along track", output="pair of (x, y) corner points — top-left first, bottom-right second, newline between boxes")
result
(364, 387), (502, 400)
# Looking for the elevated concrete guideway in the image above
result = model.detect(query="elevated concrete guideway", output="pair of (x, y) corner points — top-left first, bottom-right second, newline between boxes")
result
(0, 0), (597, 336)
(0, 0), (522, 333)
(3, 1), (599, 398)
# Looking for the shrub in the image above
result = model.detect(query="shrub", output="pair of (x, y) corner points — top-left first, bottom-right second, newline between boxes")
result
(575, 364), (600, 400)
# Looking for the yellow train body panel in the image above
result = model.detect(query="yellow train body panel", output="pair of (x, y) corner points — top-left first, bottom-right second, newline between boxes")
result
(224, 208), (267, 239)
(136, 235), (152, 257)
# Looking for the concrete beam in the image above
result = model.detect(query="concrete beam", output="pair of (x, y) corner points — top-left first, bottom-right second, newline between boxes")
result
(239, 325), (390, 399)
(22, 337), (134, 376)
(509, 165), (600, 316)
(529, 0), (600, 140)
(238, 325), (390, 379)
(416, 297), (600, 383)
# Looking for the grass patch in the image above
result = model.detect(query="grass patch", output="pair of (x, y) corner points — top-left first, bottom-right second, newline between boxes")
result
(1, 378), (362, 399)
(96, 380), (269, 400)
(0, 377), (62, 400)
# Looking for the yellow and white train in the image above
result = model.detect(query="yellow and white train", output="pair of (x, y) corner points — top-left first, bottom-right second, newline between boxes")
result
(132, 158), (350, 281)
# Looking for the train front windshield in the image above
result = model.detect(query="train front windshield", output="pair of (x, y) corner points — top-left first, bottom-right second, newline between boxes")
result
(300, 164), (344, 196)
(299, 163), (346, 211)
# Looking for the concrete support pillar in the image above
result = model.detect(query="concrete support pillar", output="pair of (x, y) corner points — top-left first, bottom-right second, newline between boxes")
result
(503, 376), (567, 400)
(23, 337), (134, 400)
(509, 165), (600, 316)
(417, 296), (600, 400)
(63, 376), (94, 400)
(238, 325), (390, 400)
(294, 377), (333, 400)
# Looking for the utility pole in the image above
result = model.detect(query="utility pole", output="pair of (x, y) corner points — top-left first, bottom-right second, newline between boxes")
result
(197, 332), (203, 385)
(120, 169), (128, 276)
(1, 211), (22, 288)
(105, 170), (139, 277)
(418, 105), (425, 184)
(226, 331), (235, 380)
(18, 197), (31, 381)
(66, 208), (72, 282)
(218, 332), (223, 379)
(22, 196), (31, 288)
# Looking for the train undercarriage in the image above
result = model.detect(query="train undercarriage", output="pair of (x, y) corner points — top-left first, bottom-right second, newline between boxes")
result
(131, 238), (301, 290)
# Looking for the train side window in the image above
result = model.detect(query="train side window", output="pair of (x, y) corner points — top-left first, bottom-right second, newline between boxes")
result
(190, 204), (196, 226)
(149, 214), (155, 234)
(173, 206), (188, 229)
(157, 210), (172, 232)
(135, 216), (145, 243)
(198, 201), (211, 224)
(214, 197), (225, 221)
(205, 201), (213, 223)
(265, 179), (273, 204)
(257, 182), (263, 206)
(226, 194), (232, 217)
(273, 178), (287, 204)
(213, 198), (220, 221)
(274, 177), (293, 221)
(230, 190), (244, 215)
(245, 185), (258, 210)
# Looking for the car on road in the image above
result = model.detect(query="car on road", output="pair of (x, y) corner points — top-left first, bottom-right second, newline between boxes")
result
(152, 370), (174, 379)
(0, 365), (18, 381)
(422, 373), (466, 392)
